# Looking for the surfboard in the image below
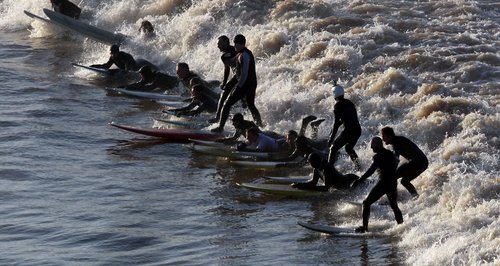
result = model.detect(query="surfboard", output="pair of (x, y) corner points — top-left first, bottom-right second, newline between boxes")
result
(237, 182), (324, 197)
(109, 122), (222, 142)
(230, 160), (302, 168)
(298, 221), (383, 236)
(110, 88), (185, 100)
(298, 222), (357, 234)
(156, 100), (186, 108)
(153, 118), (211, 128)
(262, 176), (311, 183)
(189, 139), (228, 147)
(42, 8), (126, 45)
(24, 10), (52, 24)
(72, 63), (113, 75)
(191, 145), (235, 157)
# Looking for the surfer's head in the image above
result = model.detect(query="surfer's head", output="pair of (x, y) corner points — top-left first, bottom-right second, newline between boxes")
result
(110, 44), (120, 56)
(139, 20), (154, 33)
(245, 127), (260, 143)
(233, 34), (246, 52)
(176, 62), (189, 79)
(380, 126), (395, 145)
(370, 137), (384, 152)
(217, 35), (230, 52)
(231, 113), (244, 127)
(333, 84), (344, 100)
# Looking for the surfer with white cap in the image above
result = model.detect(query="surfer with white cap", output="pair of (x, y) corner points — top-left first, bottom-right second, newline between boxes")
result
(327, 80), (362, 170)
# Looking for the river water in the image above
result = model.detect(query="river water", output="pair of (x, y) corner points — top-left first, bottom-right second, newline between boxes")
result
(0, 0), (498, 265)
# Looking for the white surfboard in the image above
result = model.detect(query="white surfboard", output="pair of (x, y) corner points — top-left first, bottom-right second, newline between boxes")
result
(111, 88), (184, 100)
(43, 8), (126, 45)
(72, 63), (113, 75)
(231, 160), (302, 168)
(237, 182), (325, 197)
(298, 221), (384, 236)
(189, 139), (228, 147)
(262, 176), (311, 183)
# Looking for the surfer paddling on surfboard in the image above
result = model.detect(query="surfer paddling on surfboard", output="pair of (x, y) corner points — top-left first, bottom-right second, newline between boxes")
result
(351, 137), (404, 233)
(50, 0), (81, 19)
(124, 66), (178, 92)
(291, 152), (358, 191)
(90, 45), (156, 72)
(166, 84), (217, 117)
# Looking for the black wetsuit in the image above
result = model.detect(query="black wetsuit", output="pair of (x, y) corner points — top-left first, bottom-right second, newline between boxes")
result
(173, 96), (217, 116)
(328, 97), (362, 163)
(181, 72), (219, 102)
(91, 52), (138, 71)
(127, 71), (178, 92)
(52, 0), (81, 19)
(215, 46), (238, 120)
(293, 161), (358, 191)
(218, 47), (262, 129)
(360, 148), (403, 230)
(391, 136), (429, 197)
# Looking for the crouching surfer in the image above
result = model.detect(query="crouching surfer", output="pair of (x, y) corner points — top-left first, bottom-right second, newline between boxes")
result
(291, 152), (358, 191)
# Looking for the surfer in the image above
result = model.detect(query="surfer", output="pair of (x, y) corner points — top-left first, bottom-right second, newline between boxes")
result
(214, 113), (259, 143)
(124, 66), (178, 92)
(237, 127), (279, 152)
(327, 81), (362, 170)
(209, 35), (239, 124)
(211, 34), (263, 132)
(287, 135), (329, 161)
(351, 137), (403, 233)
(139, 20), (155, 38)
(50, 0), (81, 19)
(381, 126), (428, 199)
(291, 152), (358, 191)
(176, 62), (220, 104)
(90, 45), (140, 72)
(166, 85), (217, 116)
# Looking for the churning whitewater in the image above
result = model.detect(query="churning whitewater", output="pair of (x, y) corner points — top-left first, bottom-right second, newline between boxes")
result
(0, 0), (498, 265)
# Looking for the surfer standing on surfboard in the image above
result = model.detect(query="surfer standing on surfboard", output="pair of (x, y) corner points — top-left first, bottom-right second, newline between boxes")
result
(351, 137), (403, 233)
(211, 34), (263, 132)
(381, 126), (428, 199)
(50, 0), (81, 20)
(209, 35), (239, 124)
(327, 81), (362, 170)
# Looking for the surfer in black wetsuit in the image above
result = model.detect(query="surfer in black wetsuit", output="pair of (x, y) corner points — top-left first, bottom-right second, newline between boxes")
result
(215, 113), (258, 143)
(351, 137), (403, 233)
(167, 84), (217, 116)
(209, 35), (239, 124)
(125, 65), (178, 92)
(211, 34), (262, 132)
(327, 81), (362, 170)
(176, 62), (220, 105)
(291, 152), (358, 191)
(90, 45), (139, 71)
(381, 126), (428, 199)
(51, 0), (81, 19)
